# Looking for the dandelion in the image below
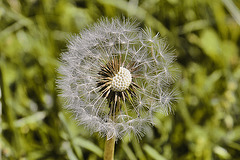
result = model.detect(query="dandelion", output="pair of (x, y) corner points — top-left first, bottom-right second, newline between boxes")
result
(57, 17), (179, 159)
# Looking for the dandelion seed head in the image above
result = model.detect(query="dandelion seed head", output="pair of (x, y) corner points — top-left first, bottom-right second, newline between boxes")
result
(57, 17), (179, 140)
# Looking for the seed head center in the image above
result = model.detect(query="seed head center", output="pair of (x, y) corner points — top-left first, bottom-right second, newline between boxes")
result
(111, 67), (132, 92)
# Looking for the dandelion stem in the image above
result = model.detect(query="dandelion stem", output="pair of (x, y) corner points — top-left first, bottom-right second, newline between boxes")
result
(104, 136), (116, 160)
(104, 95), (121, 160)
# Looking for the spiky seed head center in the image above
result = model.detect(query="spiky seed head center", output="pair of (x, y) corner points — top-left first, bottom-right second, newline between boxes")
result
(111, 67), (132, 92)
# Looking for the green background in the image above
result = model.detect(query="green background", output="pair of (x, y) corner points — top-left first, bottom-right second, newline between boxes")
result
(1, 0), (240, 159)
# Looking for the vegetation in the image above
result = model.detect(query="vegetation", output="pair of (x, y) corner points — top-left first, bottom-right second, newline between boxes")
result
(1, 0), (240, 159)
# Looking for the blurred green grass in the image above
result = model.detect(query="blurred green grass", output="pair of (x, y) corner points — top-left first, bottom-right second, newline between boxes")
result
(1, 0), (240, 159)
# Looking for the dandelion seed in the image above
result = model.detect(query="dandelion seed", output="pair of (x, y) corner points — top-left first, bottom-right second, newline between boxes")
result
(57, 17), (179, 141)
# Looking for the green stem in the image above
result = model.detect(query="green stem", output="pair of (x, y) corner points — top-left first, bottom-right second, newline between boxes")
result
(104, 136), (116, 160)
(104, 95), (121, 160)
